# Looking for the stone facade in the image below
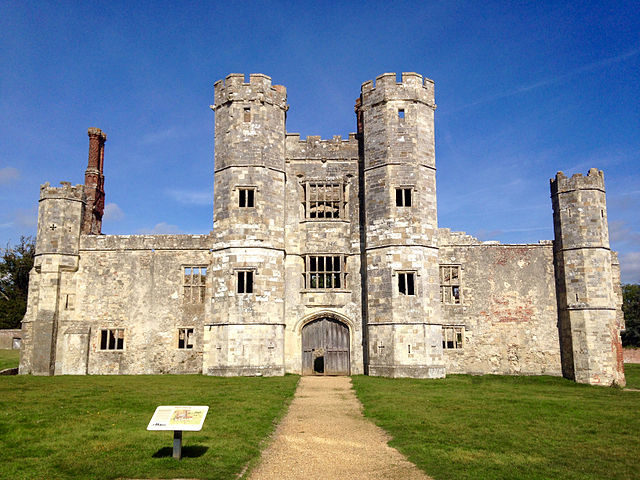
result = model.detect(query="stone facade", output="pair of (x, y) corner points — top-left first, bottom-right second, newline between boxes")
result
(19, 73), (626, 386)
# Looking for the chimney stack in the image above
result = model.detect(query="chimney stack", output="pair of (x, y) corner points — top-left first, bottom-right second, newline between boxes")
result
(81, 127), (107, 235)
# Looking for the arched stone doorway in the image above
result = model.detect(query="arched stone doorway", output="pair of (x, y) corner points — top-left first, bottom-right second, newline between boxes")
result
(302, 317), (350, 375)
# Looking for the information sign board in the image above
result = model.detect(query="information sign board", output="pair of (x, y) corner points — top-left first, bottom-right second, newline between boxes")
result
(147, 405), (209, 432)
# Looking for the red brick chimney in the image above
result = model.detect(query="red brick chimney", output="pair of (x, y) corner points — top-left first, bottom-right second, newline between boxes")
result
(81, 127), (107, 235)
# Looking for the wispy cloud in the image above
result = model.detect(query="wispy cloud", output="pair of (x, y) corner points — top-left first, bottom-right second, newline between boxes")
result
(166, 189), (212, 206)
(0, 167), (20, 185)
(453, 47), (640, 112)
(620, 251), (640, 284)
(140, 126), (191, 145)
(103, 203), (125, 222)
(137, 222), (182, 234)
(609, 220), (640, 247)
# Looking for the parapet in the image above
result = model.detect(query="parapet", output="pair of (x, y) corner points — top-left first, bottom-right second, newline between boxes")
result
(285, 133), (359, 161)
(359, 72), (435, 109)
(550, 168), (605, 196)
(39, 182), (85, 203)
(212, 73), (288, 111)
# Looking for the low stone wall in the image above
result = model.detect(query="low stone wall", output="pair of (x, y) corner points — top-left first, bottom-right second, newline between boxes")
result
(623, 348), (640, 364)
(0, 329), (22, 349)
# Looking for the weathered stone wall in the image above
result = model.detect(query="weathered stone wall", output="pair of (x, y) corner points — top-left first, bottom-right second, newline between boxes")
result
(0, 330), (22, 349)
(438, 229), (562, 376)
(623, 349), (640, 363)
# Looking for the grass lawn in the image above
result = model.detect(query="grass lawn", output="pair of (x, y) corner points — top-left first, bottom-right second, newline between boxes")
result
(625, 363), (640, 389)
(0, 349), (20, 370)
(352, 374), (639, 480)
(0, 374), (298, 480)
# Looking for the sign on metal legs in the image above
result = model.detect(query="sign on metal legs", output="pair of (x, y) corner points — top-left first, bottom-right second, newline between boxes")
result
(147, 406), (209, 460)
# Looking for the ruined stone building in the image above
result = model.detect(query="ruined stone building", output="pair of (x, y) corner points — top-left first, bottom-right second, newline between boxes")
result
(19, 72), (626, 386)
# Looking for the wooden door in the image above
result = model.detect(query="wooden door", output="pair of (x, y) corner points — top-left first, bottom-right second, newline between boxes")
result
(302, 317), (350, 375)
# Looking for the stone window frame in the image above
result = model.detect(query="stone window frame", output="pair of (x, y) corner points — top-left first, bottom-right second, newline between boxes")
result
(442, 325), (464, 350)
(303, 254), (347, 290)
(394, 186), (414, 208)
(235, 268), (256, 294)
(301, 181), (346, 220)
(63, 293), (75, 310)
(396, 270), (417, 296)
(183, 266), (207, 304)
(233, 184), (259, 209)
(178, 327), (194, 350)
(99, 328), (125, 351)
(440, 265), (461, 304)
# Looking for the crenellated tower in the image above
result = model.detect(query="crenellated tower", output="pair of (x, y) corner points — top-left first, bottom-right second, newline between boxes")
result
(204, 74), (288, 376)
(551, 168), (625, 386)
(357, 73), (444, 378)
(20, 182), (85, 375)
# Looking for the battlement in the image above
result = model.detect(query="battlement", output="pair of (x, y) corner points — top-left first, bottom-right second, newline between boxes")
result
(39, 182), (85, 203)
(285, 133), (358, 161)
(550, 168), (605, 196)
(359, 72), (435, 109)
(212, 73), (288, 111)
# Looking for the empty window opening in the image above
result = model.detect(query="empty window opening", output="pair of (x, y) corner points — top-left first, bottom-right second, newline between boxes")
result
(398, 272), (416, 295)
(178, 328), (194, 349)
(303, 182), (344, 219)
(442, 326), (464, 349)
(243, 107), (251, 122)
(304, 255), (346, 289)
(100, 328), (124, 350)
(601, 209), (604, 218)
(239, 188), (255, 208)
(407, 344), (411, 354)
(575, 293), (579, 302)
(440, 265), (461, 304)
(184, 266), (207, 303)
(395, 188), (412, 207)
(398, 109), (405, 120)
(237, 270), (254, 294)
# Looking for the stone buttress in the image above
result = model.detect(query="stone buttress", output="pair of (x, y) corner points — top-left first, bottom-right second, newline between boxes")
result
(204, 74), (288, 376)
(357, 73), (445, 378)
(551, 169), (625, 386)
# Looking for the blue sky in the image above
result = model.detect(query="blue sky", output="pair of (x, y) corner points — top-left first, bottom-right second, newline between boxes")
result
(1, 0), (639, 282)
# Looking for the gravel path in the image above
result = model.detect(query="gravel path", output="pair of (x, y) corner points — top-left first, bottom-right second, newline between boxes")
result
(247, 376), (432, 480)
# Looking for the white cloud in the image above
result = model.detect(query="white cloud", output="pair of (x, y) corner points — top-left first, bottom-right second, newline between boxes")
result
(609, 220), (640, 246)
(103, 203), (124, 222)
(0, 167), (20, 185)
(137, 222), (182, 234)
(620, 252), (640, 284)
(14, 207), (37, 228)
(166, 189), (212, 206)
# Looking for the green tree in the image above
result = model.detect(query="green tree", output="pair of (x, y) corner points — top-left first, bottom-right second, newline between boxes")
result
(622, 284), (640, 347)
(0, 236), (35, 329)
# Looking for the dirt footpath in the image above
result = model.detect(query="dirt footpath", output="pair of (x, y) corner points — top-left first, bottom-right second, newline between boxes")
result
(247, 376), (432, 480)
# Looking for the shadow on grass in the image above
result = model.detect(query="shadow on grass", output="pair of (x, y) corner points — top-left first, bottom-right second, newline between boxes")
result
(152, 445), (209, 458)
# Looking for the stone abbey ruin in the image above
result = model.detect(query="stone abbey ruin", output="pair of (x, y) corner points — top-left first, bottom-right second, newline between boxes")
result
(19, 72), (626, 386)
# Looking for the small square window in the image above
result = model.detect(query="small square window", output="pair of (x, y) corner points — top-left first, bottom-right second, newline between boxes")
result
(178, 328), (194, 349)
(398, 109), (405, 120)
(237, 270), (254, 294)
(398, 272), (416, 296)
(239, 188), (255, 208)
(442, 326), (464, 349)
(100, 328), (124, 350)
(395, 188), (412, 207)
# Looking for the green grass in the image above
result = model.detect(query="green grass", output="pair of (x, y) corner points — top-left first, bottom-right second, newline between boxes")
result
(0, 349), (20, 370)
(352, 374), (640, 480)
(0, 374), (298, 480)
(625, 363), (640, 389)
